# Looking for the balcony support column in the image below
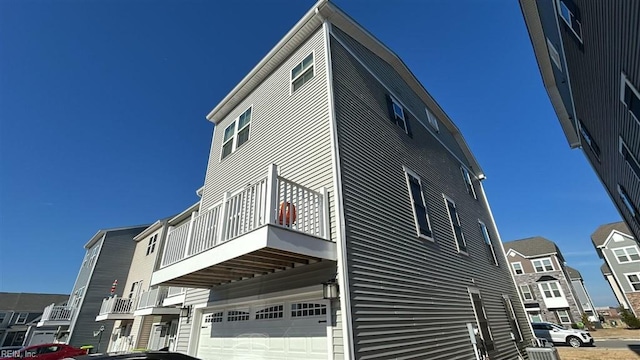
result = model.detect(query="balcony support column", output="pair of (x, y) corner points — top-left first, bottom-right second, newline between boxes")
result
(265, 164), (279, 225)
(183, 211), (198, 258)
(217, 192), (230, 245)
(320, 187), (330, 240)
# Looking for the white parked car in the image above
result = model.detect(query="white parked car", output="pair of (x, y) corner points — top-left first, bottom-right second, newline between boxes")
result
(531, 322), (594, 348)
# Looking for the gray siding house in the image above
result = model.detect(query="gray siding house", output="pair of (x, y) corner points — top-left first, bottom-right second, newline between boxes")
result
(504, 237), (591, 330)
(564, 266), (598, 322)
(592, 221), (640, 316)
(149, 1), (533, 359)
(56, 225), (149, 349)
(520, 0), (640, 243)
(0, 292), (69, 347)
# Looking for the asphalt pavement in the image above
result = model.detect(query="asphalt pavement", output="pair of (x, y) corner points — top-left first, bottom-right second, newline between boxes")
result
(592, 339), (640, 351)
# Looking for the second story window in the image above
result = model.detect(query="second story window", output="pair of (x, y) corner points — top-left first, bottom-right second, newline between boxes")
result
(425, 107), (439, 132)
(619, 136), (640, 180)
(404, 168), (433, 239)
(532, 258), (554, 272)
(621, 73), (640, 122)
(461, 167), (477, 199)
(479, 221), (498, 266)
(221, 107), (252, 160)
(539, 282), (563, 298)
(512, 262), (524, 275)
(618, 184), (639, 222)
(626, 273), (640, 291)
(613, 246), (640, 263)
(557, 0), (582, 42)
(146, 234), (158, 256)
(15, 313), (28, 324)
(578, 120), (600, 161)
(385, 95), (411, 136)
(291, 53), (314, 93)
(519, 284), (535, 301)
(546, 38), (562, 71)
(444, 196), (467, 254)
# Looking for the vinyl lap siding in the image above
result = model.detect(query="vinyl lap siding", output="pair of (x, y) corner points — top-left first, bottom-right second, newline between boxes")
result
(175, 288), (210, 353)
(200, 28), (336, 242)
(331, 299), (344, 360)
(330, 34), (532, 359)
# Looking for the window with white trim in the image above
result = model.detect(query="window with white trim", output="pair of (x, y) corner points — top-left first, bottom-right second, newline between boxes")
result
(291, 53), (314, 92)
(626, 273), (640, 291)
(578, 120), (600, 161)
(479, 221), (498, 266)
(529, 311), (543, 323)
(227, 310), (250, 322)
(386, 95), (410, 134)
(613, 246), (640, 263)
(557, 0), (582, 42)
(532, 258), (554, 272)
(291, 303), (327, 317)
(546, 38), (562, 71)
(620, 136), (640, 180)
(502, 295), (523, 342)
(469, 289), (494, 352)
(404, 168), (433, 239)
(556, 309), (572, 324)
(204, 312), (223, 323)
(519, 284), (535, 301)
(539, 282), (563, 298)
(221, 107), (252, 160)
(15, 313), (28, 324)
(146, 234), (157, 256)
(512, 262), (524, 275)
(621, 73), (640, 122)
(461, 167), (477, 199)
(618, 184), (639, 222)
(425, 107), (439, 132)
(255, 305), (283, 320)
(445, 196), (467, 254)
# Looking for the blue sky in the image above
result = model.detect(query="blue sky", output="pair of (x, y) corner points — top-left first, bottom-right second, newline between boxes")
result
(0, 0), (621, 306)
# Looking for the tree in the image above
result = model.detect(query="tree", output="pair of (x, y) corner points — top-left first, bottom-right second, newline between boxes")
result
(618, 306), (640, 329)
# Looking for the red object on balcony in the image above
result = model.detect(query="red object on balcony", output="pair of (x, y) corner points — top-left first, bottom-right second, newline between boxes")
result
(278, 202), (297, 226)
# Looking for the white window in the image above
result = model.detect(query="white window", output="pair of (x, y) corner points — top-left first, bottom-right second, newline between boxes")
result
(479, 221), (498, 266)
(556, 309), (572, 324)
(444, 196), (467, 254)
(519, 285), (534, 301)
(291, 303), (327, 318)
(512, 262), (524, 275)
(620, 136), (640, 180)
(387, 95), (409, 134)
(128, 281), (142, 299)
(621, 73), (640, 122)
(502, 295), (523, 342)
(15, 313), (28, 324)
(626, 273), (640, 291)
(618, 184), (638, 220)
(578, 120), (601, 161)
(532, 258), (554, 272)
(227, 310), (250, 322)
(146, 234), (158, 256)
(529, 311), (543, 323)
(546, 38), (562, 71)
(425, 108), (439, 132)
(404, 167), (433, 239)
(221, 107), (252, 160)
(461, 167), (477, 199)
(469, 289), (494, 352)
(204, 312), (223, 323)
(539, 282), (563, 298)
(255, 305), (284, 320)
(613, 246), (640, 263)
(291, 52), (314, 92)
(557, 0), (582, 42)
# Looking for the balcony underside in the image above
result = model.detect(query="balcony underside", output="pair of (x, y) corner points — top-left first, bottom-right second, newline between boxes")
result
(151, 225), (337, 289)
(36, 320), (70, 328)
(133, 307), (181, 317)
(95, 313), (134, 322)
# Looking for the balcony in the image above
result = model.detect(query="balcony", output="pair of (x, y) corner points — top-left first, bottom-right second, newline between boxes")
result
(133, 288), (181, 316)
(37, 303), (73, 327)
(95, 296), (135, 321)
(162, 287), (186, 306)
(151, 164), (337, 288)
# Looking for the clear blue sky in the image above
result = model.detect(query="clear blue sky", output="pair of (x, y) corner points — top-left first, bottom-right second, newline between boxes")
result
(0, 0), (621, 306)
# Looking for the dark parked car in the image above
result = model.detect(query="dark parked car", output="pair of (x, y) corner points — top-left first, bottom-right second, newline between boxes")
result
(64, 351), (201, 360)
(0, 344), (88, 360)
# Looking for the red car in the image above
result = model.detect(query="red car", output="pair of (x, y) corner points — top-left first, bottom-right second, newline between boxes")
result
(0, 344), (88, 360)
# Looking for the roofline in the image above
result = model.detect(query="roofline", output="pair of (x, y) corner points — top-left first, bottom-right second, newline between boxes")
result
(133, 220), (167, 241)
(505, 247), (558, 259)
(205, 0), (486, 178)
(168, 202), (200, 225)
(598, 229), (635, 249)
(83, 224), (150, 249)
(519, 0), (580, 148)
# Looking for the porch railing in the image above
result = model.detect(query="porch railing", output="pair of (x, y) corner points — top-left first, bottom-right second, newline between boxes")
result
(41, 303), (73, 322)
(99, 296), (135, 315)
(137, 288), (168, 310)
(167, 287), (185, 297)
(160, 164), (329, 268)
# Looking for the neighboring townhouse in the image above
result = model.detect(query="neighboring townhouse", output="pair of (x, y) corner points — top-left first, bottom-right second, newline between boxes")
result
(148, 1), (533, 359)
(595, 306), (626, 328)
(592, 221), (640, 315)
(0, 292), (69, 347)
(96, 209), (196, 353)
(564, 266), (598, 323)
(504, 237), (588, 326)
(40, 225), (149, 350)
(519, 0), (640, 243)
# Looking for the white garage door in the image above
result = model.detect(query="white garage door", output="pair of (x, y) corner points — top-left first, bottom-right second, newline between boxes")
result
(29, 331), (56, 346)
(197, 298), (328, 360)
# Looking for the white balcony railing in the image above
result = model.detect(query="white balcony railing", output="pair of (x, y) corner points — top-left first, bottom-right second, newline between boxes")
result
(41, 303), (73, 322)
(137, 288), (168, 310)
(167, 287), (185, 297)
(160, 164), (329, 268)
(99, 296), (135, 315)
